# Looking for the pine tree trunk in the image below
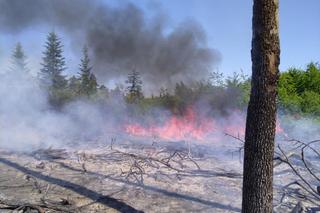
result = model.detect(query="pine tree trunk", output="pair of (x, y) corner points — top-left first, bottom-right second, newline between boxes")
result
(242, 0), (280, 212)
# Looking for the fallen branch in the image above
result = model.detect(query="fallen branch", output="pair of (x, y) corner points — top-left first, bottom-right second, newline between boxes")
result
(277, 145), (320, 200)
(0, 198), (73, 213)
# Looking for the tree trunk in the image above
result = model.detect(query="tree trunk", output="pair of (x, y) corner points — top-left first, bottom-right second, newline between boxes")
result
(242, 0), (280, 212)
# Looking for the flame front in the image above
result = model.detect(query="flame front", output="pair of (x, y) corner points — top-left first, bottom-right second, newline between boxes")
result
(123, 107), (286, 142)
(125, 107), (226, 141)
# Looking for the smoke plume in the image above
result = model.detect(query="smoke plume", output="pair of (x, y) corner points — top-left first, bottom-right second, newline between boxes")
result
(0, 0), (220, 91)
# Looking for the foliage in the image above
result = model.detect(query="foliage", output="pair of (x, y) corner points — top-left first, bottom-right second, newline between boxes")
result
(79, 46), (98, 97)
(39, 32), (68, 107)
(125, 69), (143, 103)
(224, 71), (251, 108)
(39, 32), (67, 90)
(11, 42), (28, 73)
(135, 72), (251, 116)
(278, 62), (320, 116)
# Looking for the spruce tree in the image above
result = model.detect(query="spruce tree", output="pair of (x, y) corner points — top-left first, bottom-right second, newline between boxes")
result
(39, 32), (67, 90)
(126, 69), (143, 103)
(79, 46), (98, 96)
(11, 42), (28, 73)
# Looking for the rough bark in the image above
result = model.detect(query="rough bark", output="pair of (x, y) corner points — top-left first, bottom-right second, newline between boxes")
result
(242, 0), (280, 212)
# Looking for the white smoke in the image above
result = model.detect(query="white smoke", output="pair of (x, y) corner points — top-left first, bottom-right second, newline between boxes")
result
(0, 67), (124, 152)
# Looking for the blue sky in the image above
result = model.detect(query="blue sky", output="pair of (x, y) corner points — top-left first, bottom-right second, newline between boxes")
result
(133, 0), (320, 74)
(0, 0), (319, 77)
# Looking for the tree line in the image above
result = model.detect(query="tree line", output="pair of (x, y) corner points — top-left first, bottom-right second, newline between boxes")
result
(8, 31), (320, 118)
(8, 31), (251, 114)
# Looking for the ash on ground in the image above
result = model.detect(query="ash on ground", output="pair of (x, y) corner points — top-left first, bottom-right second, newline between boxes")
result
(0, 136), (318, 212)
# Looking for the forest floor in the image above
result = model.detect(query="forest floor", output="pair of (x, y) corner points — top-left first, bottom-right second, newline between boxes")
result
(0, 136), (318, 212)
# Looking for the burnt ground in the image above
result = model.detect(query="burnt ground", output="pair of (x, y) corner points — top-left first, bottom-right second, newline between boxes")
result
(0, 138), (319, 212)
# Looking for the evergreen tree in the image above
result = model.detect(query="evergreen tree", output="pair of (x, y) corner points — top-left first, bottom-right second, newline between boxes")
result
(125, 69), (143, 103)
(159, 87), (169, 98)
(88, 73), (98, 94)
(68, 75), (81, 95)
(11, 42), (28, 73)
(79, 46), (98, 96)
(39, 32), (67, 90)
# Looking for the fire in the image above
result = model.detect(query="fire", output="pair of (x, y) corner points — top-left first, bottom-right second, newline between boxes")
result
(123, 107), (285, 142)
(124, 107), (216, 141)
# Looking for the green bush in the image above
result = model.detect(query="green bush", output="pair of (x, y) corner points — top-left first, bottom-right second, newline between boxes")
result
(278, 62), (320, 116)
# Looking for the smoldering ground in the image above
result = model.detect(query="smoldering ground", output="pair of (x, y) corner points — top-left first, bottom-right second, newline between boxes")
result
(0, 0), (220, 92)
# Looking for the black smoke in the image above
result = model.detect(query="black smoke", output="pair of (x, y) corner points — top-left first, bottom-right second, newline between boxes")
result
(0, 0), (220, 91)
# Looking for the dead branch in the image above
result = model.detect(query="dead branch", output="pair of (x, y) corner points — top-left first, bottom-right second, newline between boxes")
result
(33, 148), (69, 160)
(301, 148), (320, 183)
(277, 145), (320, 199)
(224, 132), (244, 144)
(77, 152), (87, 173)
(0, 198), (73, 213)
(112, 149), (198, 174)
(92, 148), (202, 184)
(286, 139), (320, 159)
(225, 132), (245, 162)
(0, 184), (33, 189)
